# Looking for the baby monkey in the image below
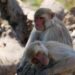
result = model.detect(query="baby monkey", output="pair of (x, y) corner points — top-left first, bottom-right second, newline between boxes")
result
(25, 41), (75, 75)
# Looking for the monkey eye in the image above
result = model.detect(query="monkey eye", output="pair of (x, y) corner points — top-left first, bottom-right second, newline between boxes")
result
(35, 17), (44, 21)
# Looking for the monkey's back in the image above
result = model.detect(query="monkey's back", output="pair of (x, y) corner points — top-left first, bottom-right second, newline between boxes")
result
(40, 17), (72, 47)
(44, 41), (74, 61)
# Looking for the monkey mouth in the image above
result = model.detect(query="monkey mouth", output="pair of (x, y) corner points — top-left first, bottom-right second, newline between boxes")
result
(32, 56), (49, 67)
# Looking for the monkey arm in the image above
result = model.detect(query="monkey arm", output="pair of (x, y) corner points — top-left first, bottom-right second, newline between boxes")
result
(17, 59), (48, 75)
(25, 27), (39, 50)
(17, 27), (40, 75)
(17, 61), (37, 75)
(50, 56), (75, 74)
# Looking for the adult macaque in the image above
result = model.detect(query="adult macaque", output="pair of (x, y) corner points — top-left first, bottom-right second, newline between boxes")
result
(24, 41), (75, 75)
(25, 8), (72, 50)
(17, 8), (73, 75)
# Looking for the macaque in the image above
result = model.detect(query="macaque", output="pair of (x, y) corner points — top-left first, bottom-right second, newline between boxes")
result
(25, 8), (72, 50)
(24, 41), (75, 75)
(17, 8), (73, 75)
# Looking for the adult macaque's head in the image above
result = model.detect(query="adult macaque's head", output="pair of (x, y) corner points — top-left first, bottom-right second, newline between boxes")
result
(25, 41), (49, 68)
(34, 8), (55, 31)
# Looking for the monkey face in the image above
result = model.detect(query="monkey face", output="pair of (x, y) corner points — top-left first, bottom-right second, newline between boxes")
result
(31, 51), (49, 68)
(34, 8), (55, 31)
(35, 17), (45, 31)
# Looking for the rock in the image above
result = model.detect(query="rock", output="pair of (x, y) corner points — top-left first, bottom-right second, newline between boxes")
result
(63, 7), (75, 25)
(0, 19), (25, 75)
(0, 19), (24, 64)
(64, 14), (75, 25)
(0, 0), (33, 45)
(0, 0), (6, 3)
(0, 64), (16, 75)
(71, 30), (75, 38)
(66, 24), (75, 31)
(70, 7), (75, 16)
(63, 14), (72, 25)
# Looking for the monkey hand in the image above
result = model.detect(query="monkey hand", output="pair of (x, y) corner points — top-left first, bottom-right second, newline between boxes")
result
(17, 60), (37, 75)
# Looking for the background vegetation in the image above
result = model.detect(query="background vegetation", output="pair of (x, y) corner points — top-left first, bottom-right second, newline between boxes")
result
(57, 0), (75, 9)
(22, 0), (75, 10)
